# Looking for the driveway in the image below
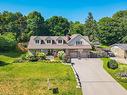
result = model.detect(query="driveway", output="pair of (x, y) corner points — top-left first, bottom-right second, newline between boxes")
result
(71, 58), (127, 95)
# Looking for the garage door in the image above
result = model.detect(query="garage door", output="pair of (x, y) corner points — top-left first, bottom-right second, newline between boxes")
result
(70, 51), (78, 58)
(80, 52), (89, 58)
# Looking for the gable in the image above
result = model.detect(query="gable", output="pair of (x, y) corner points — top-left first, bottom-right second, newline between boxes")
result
(45, 36), (52, 40)
(56, 36), (64, 41)
(34, 36), (41, 40)
(68, 35), (90, 46)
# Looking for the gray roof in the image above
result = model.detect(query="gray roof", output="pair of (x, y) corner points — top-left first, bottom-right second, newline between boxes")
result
(28, 34), (92, 49)
(112, 44), (127, 50)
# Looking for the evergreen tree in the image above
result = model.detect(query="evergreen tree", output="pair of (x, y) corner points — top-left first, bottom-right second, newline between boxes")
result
(84, 12), (98, 41)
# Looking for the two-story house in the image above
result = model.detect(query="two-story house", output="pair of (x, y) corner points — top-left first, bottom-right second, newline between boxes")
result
(28, 34), (92, 58)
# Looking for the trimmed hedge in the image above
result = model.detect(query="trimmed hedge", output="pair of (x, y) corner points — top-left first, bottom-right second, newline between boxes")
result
(107, 59), (118, 69)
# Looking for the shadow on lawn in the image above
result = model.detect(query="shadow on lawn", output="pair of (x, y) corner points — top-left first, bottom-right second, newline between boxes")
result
(0, 61), (9, 66)
(0, 50), (24, 58)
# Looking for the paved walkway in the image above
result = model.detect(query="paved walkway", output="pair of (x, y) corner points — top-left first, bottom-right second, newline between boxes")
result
(71, 58), (127, 95)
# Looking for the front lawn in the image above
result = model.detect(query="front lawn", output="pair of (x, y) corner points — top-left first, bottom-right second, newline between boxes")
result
(0, 52), (82, 95)
(102, 58), (127, 90)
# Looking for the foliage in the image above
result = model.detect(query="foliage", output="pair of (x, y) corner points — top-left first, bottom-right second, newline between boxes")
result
(84, 12), (98, 41)
(1, 10), (127, 45)
(102, 58), (127, 89)
(70, 21), (84, 35)
(0, 52), (82, 95)
(122, 36), (127, 43)
(27, 11), (47, 36)
(0, 32), (17, 51)
(107, 59), (118, 69)
(21, 52), (46, 62)
(58, 51), (65, 60)
(98, 10), (127, 45)
(46, 16), (70, 36)
(36, 52), (46, 60)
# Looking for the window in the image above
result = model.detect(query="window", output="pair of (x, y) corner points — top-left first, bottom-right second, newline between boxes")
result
(47, 40), (51, 44)
(76, 41), (82, 45)
(35, 40), (39, 44)
(41, 40), (44, 44)
(58, 40), (62, 44)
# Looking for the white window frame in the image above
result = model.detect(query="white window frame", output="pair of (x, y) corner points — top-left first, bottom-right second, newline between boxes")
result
(47, 40), (51, 44)
(35, 40), (39, 44)
(58, 40), (63, 44)
(76, 41), (82, 45)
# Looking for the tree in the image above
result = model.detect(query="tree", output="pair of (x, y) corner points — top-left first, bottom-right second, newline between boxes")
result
(97, 10), (127, 45)
(97, 17), (126, 45)
(0, 32), (16, 51)
(27, 11), (47, 36)
(84, 12), (98, 41)
(0, 11), (27, 41)
(70, 21), (84, 35)
(46, 16), (70, 36)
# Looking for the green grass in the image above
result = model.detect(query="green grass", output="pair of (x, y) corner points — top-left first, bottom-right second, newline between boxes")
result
(102, 58), (127, 90)
(0, 52), (82, 95)
(0, 51), (23, 63)
(99, 45), (110, 49)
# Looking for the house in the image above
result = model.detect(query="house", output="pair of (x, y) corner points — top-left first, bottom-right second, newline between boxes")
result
(28, 34), (92, 58)
(111, 44), (127, 59)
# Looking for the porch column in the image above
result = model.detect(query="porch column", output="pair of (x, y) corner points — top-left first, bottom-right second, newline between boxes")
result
(65, 49), (70, 56)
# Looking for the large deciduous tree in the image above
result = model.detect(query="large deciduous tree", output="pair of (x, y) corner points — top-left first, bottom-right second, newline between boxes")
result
(46, 16), (70, 36)
(27, 11), (47, 36)
(69, 21), (84, 35)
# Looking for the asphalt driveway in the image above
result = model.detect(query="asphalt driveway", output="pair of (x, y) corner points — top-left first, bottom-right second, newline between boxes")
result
(71, 58), (127, 95)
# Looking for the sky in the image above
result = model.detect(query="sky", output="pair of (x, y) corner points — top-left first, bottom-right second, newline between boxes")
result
(0, 0), (127, 23)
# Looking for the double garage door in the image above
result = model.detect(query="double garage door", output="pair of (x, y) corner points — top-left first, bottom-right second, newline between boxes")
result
(70, 51), (89, 58)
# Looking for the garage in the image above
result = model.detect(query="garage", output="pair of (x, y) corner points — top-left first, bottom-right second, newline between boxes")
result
(80, 51), (89, 58)
(70, 51), (78, 58)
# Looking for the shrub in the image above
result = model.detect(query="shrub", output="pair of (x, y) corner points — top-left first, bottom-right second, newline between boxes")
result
(13, 58), (24, 63)
(63, 55), (71, 63)
(36, 52), (46, 60)
(0, 33), (17, 51)
(58, 51), (65, 60)
(29, 56), (38, 62)
(107, 59), (118, 69)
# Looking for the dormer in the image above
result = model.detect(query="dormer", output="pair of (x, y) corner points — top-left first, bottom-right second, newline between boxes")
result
(45, 36), (52, 44)
(34, 36), (41, 44)
(56, 37), (64, 44)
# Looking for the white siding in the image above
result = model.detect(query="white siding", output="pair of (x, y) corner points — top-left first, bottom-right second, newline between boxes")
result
(68, 35), (90, 46)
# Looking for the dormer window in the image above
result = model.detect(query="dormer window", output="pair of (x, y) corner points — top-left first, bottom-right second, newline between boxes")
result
(35, 40), (39, 44)
(76, 41), (82, 45)
(58, 40), (62, 44)
(47, 40), (51, 44)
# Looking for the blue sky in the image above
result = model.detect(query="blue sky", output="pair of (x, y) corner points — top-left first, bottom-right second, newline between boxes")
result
(0, 0), (127, 23)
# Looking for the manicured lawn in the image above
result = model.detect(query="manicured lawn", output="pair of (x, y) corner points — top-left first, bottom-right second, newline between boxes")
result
(102, 58), (127, 90)
(99, 45), (110, 49)
(0, 51), (23, 63)
(0, 52), (82, 95)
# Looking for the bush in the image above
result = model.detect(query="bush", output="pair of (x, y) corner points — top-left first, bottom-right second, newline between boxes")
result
(58, 51), (65, 60)
(107, 59), (118, 69)
(0, 33), (17, 51)
(20, 52), (46, 62)
(36, 52), (46, 60)
(29, 56), (38, 62)
(13, 58), (24, 63)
